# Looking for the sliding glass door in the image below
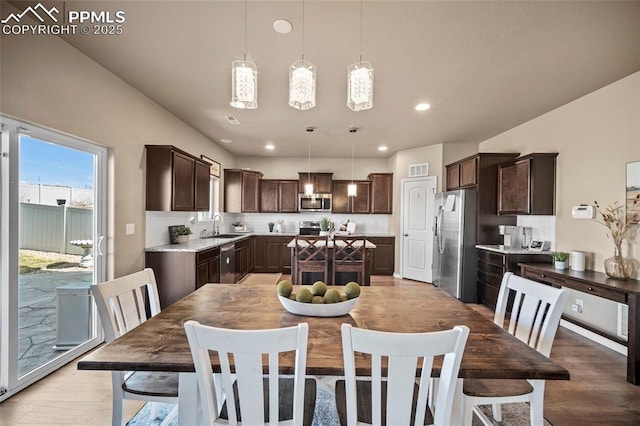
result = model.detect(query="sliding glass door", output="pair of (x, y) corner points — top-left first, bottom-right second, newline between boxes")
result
(0, 116), (107, 399)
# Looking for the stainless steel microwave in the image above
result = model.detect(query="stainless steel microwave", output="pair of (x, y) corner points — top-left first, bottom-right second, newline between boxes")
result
(298, 194), (332, 212)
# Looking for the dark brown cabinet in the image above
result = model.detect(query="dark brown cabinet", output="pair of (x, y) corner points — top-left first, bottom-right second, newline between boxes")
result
(197, 247), (220, 288)
(368, 236), (395, 275)
(446, 156), (480, 190)
(260, 180), (298, 213)
(146, 247), (220, 309)
(332, 180), (371, 213)
(254, 235), (292, 274)
(145, 145), (211, 211)
(298, 172), (333, 194)
(368, 173), (393, 214)
(476, 248), (551, 310)
(498, 153), (558, 215)
(234, 237), (254, 282)
(224, 169), (263, 213)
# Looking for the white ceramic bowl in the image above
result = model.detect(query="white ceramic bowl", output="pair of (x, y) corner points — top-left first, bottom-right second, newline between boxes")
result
(278, 295), (358, 317)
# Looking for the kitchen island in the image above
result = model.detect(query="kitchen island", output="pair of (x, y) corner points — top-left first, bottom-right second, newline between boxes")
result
(287, 237), (376, 286)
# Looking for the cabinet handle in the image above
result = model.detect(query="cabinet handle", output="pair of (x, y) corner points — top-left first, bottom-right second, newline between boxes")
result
(540, 273), (546, 278)
(588, 286), (594, 291)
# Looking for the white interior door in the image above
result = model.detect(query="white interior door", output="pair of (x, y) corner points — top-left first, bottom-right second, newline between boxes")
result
(401, 177), (436, 282)
(0, 116), (107, 401)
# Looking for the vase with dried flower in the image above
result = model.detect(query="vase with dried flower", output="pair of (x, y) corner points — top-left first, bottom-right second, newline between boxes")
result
(595, 200), (635, 279)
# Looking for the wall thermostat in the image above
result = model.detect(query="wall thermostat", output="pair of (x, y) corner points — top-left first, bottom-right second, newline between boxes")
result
(571, 204), (595, 219)
(529, 240), (550, 252)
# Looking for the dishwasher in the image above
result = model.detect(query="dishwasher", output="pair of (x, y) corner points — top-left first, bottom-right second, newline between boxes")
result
(219, 243), (236, 283)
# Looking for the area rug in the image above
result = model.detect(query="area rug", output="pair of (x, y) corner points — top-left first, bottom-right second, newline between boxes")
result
(238, 273), (283, 285)
(127, 386), (551, 425)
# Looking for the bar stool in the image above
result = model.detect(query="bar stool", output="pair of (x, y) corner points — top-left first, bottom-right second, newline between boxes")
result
(294, 235), (329, 284)
(332, 236), (367, 285)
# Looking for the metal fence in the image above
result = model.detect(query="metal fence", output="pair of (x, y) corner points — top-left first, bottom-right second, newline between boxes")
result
(19, 203), (93, 255)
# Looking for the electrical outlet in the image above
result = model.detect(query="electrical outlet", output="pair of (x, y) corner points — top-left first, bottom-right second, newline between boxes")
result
(573, 299), (584, 314)
(125, 223), (135, 235)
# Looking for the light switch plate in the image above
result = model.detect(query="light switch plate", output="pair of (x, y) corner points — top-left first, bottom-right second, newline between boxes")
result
(125, 223), (135, 235)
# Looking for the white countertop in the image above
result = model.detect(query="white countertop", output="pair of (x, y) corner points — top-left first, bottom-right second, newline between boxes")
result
(475, 244), (553, 255)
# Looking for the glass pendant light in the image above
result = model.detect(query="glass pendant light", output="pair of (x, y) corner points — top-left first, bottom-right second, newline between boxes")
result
(305, 142), (314, 196)
(289, 0), (316, 110)
(348, 144), (357, 196)
(347, 0), (373, 111)
(231, 0), (257, 109)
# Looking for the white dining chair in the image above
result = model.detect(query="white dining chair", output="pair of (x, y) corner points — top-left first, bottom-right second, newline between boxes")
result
(462, 272), (568, 426)
(184, 321), (317, 425)
(336, 323), (470, 426)
(90, 268), (178, 426)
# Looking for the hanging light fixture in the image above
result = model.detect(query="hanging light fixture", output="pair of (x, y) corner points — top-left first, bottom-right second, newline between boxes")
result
(231, 0), (257, 109)
(305, 142), (314, 196)
(347, 0), (373, 111)
(289, 0), (316, 110)
(348, 143), (357, 196)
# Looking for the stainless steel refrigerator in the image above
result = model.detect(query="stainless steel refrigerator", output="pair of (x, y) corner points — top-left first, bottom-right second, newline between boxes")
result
(432, 189), (477, 302)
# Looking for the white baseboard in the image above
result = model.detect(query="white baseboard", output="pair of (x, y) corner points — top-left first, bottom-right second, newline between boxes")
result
(560, 319), (627, 356)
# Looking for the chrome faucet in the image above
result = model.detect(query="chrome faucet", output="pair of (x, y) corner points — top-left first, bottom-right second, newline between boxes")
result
(211, 214), (223, 235)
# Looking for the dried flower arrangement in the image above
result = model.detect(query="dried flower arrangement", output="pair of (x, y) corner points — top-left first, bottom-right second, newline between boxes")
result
(594, 200), (636, 278)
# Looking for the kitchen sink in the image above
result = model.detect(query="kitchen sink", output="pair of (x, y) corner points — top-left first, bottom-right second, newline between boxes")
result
(201, 234), (240, 239)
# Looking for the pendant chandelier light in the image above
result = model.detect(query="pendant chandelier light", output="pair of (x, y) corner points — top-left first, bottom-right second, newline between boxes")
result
(347, 0), (373, 111)
(348, 144), (357, 196)
(289, 0), (316, 110)
(305, 142), (314, 196)
(231, 0), (257, 109)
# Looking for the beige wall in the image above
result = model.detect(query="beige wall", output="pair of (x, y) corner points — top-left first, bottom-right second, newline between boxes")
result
(389, 144), (444, 273)
(0, 7), (233, 278)
(479, 71), (640, 275)
(479, 71), (640, 335)
(235, 157), (390, 180)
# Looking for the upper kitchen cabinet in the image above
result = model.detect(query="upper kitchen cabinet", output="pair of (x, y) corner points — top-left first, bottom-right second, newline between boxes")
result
(446, 157), (478, 190)
(260, 180), (298, 213)
(498, 153), (558, 215)
(298, 172), (333, 193)
(368, 173), (393, 214)
(145, 145), (211, 211)
(445, 153), (520, 244)
(224, 169), (263, 213)
(332, 180), (371, 213)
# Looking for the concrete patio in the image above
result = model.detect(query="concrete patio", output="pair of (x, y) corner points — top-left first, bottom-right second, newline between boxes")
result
(18, 268), (92, 376)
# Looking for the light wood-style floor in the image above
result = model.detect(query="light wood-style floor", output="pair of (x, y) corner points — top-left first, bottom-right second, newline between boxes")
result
(1, 275), (639, 425)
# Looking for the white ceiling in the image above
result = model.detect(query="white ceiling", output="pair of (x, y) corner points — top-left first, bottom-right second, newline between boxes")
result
(18, 1), (640, 158)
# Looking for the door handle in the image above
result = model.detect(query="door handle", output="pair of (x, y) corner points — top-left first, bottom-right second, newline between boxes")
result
(404, 234), (408, 237)
(97, 235), (105, 256)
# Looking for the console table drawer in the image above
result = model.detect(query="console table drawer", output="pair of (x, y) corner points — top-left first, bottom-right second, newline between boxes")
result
(561, 279), (627, 304)
(522, 269), (566, 287)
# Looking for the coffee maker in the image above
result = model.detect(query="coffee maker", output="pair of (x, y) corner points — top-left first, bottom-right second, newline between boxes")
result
(498, 225), (522, 249)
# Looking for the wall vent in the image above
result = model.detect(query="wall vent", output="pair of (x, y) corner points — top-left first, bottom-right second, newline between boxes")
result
(617, 303), (628, 341)
(409, 163), (429, 177)
(225, 116), (240, 125)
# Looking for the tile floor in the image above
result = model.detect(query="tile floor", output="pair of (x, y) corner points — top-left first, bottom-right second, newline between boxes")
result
(18, 269), (92, 376)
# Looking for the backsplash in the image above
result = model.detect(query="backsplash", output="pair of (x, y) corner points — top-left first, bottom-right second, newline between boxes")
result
(146, 211), (390, 248)
(517, 215), (556, 250)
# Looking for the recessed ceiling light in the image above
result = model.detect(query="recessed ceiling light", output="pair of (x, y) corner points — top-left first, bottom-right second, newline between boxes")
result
(415, 103), (431, 111)
(265, 144), (275, 150)
(220, 139), (232, 144)
(273, 19), (293, 34)
(378, 146), (388, 152)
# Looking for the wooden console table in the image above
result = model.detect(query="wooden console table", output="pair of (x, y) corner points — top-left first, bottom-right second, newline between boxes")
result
(519, 262), (640, 385)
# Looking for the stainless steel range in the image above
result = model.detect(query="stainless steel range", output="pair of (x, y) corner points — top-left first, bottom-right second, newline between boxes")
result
(299, 221), (321, 235)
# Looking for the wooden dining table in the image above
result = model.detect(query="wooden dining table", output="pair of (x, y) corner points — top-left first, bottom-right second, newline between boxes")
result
(78, 283), (570, 425)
